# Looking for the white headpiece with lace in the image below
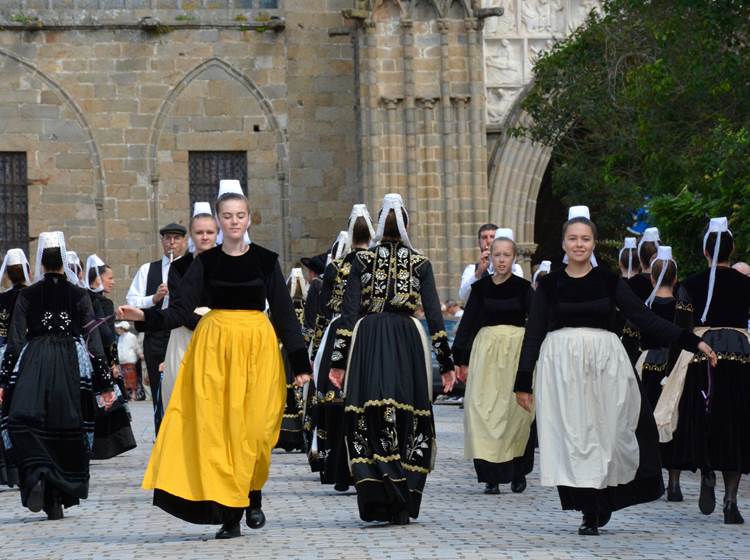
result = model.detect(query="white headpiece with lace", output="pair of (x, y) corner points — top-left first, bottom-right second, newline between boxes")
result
(532, 260), (552, 285)
(0, 248), (30, 290)
(619, 237), (638, 278)
(701, 217), (730, 324)
(374, 193), (414, 251)
(347, 204), (376, 245)
(35, 231), (79, 284)
(287, 267), (308, 299)
(645, 245), (675, 308)
(85, 254), (106, 293)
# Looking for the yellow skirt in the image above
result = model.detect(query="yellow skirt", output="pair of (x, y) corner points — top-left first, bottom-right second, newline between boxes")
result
(464, 325), (534, 463)
(142, 310), (286, 509)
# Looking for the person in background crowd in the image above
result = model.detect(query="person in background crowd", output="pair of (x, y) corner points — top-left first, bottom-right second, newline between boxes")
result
(445, 300), (464, 319)
(459, 224), (498, 301)
(126, 223), (188, 435)
(116, 321), (144, 401)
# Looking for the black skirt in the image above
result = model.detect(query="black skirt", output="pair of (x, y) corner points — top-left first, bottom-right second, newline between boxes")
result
(91, 377), (137, 460)
(473, 423), (536, 485)
(1, 335), (95, 509)
(153, 489), (244, 525)
(275, 347), (305, 452)
(668, 328), (750, 473)
(345, 312), (435, 522)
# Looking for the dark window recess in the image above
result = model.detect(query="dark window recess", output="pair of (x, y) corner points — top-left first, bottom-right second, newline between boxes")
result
(0, 152), (29, 255)
(188, 151), (248, 214)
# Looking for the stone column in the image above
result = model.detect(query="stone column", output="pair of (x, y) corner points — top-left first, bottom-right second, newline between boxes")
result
(382, 96), (401, 191)
(465, 17), (487, 231)
(455, 95), (472, 253)
(401, 19), (419, 217)
(364, 20), (383, 209)
(418, 96), (440, 255)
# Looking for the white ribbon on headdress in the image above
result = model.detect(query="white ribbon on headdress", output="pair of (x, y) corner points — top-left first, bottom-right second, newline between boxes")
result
(0, 248), (30, 290)
(637, 227), (661, 264)
(188, 201), (214, 253)
(328, 231), (351, 265)
(85, 254), (106, 293)
(645, 246), (674, 308)
(373, 193), (414, 251)
(532, 260), (552, 285)
(34, 231), (79, 285)
(347, 204), (376, 245)
(562, 205), (598, 267)
(488, 228), (515, 274)
(287, 267), (309, 299)
(215, 179), (251, 245)
(65, 251), (86, 288)
(701, 217), (730, 324)
(619, 237), (637, 278)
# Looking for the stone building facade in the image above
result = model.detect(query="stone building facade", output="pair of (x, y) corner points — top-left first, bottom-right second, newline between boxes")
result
(0, 0), (596, 302)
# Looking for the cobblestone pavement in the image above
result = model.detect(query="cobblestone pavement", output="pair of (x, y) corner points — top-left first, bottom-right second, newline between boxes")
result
(1, 401), (748, 559)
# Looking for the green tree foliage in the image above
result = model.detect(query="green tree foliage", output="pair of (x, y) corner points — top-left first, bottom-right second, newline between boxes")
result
(512, 0), (750, 272)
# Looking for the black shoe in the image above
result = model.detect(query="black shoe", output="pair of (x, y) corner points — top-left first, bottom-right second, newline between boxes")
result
(578, 513), (599, 536)
(699, 471), (716, 515)
(724, 502), (745, 524)
(45, 501), (64, 521)
(246, 508), (266, 529)
(334, 483), (349, 492)
(510, 477), (527, 494)
(483, 483), (500, 495)
(598, 511), (611, 528)
(390, 510), (410, 525)
(215, 522), (241, 539)
(26, 479), (44, 513)
(667, 481), (683, 502)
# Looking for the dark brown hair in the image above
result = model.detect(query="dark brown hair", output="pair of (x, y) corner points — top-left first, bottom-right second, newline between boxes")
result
(381, 208), (409, 240)
(6, 264), (27, 286)
(562, 217), (598, 240)
(651, 258), (677, 287)
(41, 247), (63, 271)
(619, 248), (641, 274)
(88, 264), (111, 285)
(351, 216), (372, 246)
(639, 241), (658, 270)
(477, 223), (499, 239)
(704, 230), (734, 262)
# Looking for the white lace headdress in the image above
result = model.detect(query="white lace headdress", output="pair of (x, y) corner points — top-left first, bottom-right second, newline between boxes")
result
(645, 245), (675, 308)
(0, 248), (30, 290)
(373, 193), (415, 251)
(34, 231), (79, 284)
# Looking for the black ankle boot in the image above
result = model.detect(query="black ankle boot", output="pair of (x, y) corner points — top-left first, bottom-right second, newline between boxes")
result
(578, 513), (599, 536)
(483, 483), (500, 495)
(246, 490), (266, 529)
(215, 522), (241, 539)
(26, 479), (45, 513)
(667, 481), (683, 502)
(510, 476), (527, 494)
(699, 471), (716, 515)
(724, 502), (745, 524)
(45, 500), (64, 521)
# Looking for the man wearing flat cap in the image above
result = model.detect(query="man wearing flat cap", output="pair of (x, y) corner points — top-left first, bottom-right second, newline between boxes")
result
(126, 222), (187, 434)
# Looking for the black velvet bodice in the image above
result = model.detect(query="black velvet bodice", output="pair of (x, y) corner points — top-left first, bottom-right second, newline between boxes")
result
(680, 267), (750, 328)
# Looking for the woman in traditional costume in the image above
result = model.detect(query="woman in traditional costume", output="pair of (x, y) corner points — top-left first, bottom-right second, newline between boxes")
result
(659, 217), (750, 524)
(513, 210), (716, 536)
(633, 247), (688, 502)
(160, 202), (217, 411)
(453, 229), (535, 496)
(329, 193), (456, 525)
(118, 192), (311, 539)
(0, 248), (31, 488)
(531, 260), (551, 290)
(0, 232), (115, 520)
(311, 205), (374, 489)
(86, 254), (136, 460)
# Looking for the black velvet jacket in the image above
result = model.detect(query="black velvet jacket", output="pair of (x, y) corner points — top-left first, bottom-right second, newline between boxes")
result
(451, 274), (533, 366)
(514, 266), (702, 394)
(0, 273), (112, 391)
(679, 267), (750, 328)
(331, 241), (454, 373)
(0, 285), (23, 342)
(138, 244), (310, 376)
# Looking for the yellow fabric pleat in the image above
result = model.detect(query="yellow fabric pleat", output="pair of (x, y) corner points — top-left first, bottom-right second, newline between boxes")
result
(142, 310), (286, 508)
(463, 325), (534, 463)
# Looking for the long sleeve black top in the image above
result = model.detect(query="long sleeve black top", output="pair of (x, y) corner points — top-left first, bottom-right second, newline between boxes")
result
(138, 244), (310, 376)
(452, 274), (533, 366)
(166, 252), (205, 331)
(0, 273), (112, 391)
(302, 276), (323, 345)
(514, 266), (702, 393)
(679, 267), (750, 327)
(0, 285), (24, 343)
(330, 241), (454, 373)
(89, 290), (119, 367)
(627, 272), (653, 302)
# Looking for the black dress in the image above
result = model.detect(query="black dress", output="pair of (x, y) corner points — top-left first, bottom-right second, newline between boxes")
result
(310, 250), (367, 486)
(621, 272), (653, 364)
(331, 241), (454, 522)
(89, 291), (136, 460)
(669, 267), (750, 473)
(452, 274), (536, 486)
(0, 274), (113, 512)
(275, 296), (307, 452)
(514, 266), (701, 514)
(0, 285), (23, 487)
